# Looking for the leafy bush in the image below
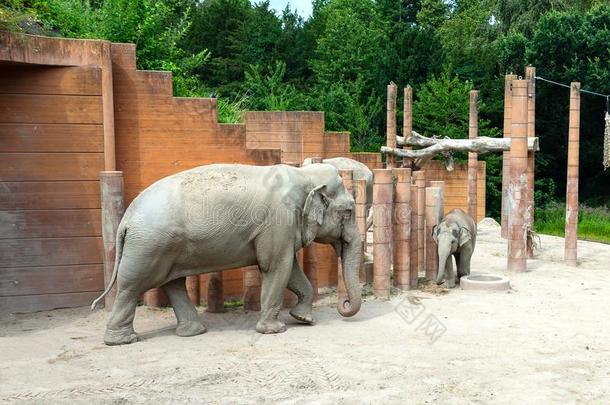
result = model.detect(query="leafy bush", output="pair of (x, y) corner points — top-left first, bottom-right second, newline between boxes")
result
(535, 202), (610, 243)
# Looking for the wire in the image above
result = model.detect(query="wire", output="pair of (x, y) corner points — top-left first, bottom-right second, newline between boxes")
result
(536, 76), (610, 112)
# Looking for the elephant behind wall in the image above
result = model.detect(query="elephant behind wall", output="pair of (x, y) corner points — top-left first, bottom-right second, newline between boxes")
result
(92, 163), (362, 345)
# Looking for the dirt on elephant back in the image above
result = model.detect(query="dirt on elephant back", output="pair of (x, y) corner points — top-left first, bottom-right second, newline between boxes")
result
(1, 219), (610, 403)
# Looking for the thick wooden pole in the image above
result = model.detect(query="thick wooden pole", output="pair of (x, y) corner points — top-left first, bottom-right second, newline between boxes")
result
(565, 82), (581, 266)
(425, 187), (443, 281)
(186, 276), (200, 306)
(429, 181), (446, 217)
(414, 171), (426, 278)
(409, 183), (419, 288)
(143, 288), (167, 307)
(338, 169), (354, 303)
(507, 80), (529, 272)
(526, 66), (536, 258)
(403, 85), (413, 167)
(354, 179), (368, 282)
(386, 83), (398, 168)
(467, 90), (479, 220)
(206, 272), (224, 313)
(100, 171), (124, 309)
(373, 169), (393, 298)
(392, 168), (412, 290)
(101, 42), (116, 171)
(243, 266), (261, 311)
(502, 74), (518, 239)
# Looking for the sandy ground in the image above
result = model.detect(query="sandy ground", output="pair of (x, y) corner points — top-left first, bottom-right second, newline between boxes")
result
(1, 220), (609, 404)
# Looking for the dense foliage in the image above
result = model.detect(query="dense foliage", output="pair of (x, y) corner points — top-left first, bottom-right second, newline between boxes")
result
(2, 0), (610, 218)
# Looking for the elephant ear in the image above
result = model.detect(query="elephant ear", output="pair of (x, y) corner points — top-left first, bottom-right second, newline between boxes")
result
(302, 184), (328, 246)
(458, 227), (472, 247)
(432, 225), (440, 244)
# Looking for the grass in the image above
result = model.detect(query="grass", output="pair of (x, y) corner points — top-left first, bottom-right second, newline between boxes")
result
(535, 202), (610, 244)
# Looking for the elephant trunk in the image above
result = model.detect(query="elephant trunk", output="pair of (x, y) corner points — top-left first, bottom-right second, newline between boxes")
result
(436, 242), (451, 284)
(337, 222), (362, 317)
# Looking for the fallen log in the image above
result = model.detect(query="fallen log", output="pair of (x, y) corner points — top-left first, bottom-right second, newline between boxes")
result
(395, 131), (539, 152)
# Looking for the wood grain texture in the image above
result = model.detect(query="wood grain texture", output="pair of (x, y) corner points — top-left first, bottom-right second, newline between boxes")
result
(0, 124), (103, 153)
(0, 291), (102, 315)
(0, 237), (103, 268)
(0, 66), (102, 95)
(0, 94), (102, 124)
(0, 264), (103, 297)
(0, 209), (101, 239)
(0, 153), (104, 181)
(0, 181), (101, 210)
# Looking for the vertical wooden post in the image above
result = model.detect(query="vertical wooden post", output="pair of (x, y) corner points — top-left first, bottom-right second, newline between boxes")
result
(409, 183), (419, 288)
(143, 289), (167, 307)
(206, 272), (224, 313)
(338, 169), (354, 303)
(429, 181), (446, 217)
(386, 83), (398, 169)
(101, 42), (116, 171)
(303, 157), (322, 299)
(565, 82), (581, 266)
(467, 90), (479, 220)
(354, 178), (368, 282)
(507, 80), (529, 272)
(502, 74), (518, 239)
(414, 171), (426, 278)
(186, 276), (200, 306)
(403, 85), (413, 167)
(243, 266), (261, 311)
(100, 171), (124, 309)
(526, 66), (537, 258)
(392, 168), (411, 290)
(425, 187), (443, 281)
(373, 169), (393, 298)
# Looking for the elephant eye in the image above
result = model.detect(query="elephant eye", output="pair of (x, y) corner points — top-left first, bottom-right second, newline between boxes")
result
(342, 209), (352, 220)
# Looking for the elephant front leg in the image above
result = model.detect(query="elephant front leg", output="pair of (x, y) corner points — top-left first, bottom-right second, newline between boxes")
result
(287, 256), (314, 325)
(162, 277), (206, 337)
(457, 249), (472, 279)
(256, 254), (293, 334)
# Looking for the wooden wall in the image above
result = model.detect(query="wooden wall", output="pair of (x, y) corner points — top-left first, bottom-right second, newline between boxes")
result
(0, 65), (106, 313)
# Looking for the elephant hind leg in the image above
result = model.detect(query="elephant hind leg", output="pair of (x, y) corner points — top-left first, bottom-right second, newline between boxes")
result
(162, 277), (206, 337)
(104, 287), (139, 345)
(287, 257), (314, 325)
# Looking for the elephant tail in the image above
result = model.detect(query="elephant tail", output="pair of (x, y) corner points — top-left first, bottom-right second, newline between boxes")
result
(90, 223), (127, 310)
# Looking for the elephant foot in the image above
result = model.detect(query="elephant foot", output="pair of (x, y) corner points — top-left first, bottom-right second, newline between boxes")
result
(104, 327), (139, 346)
(176, 320), (207, 337)
(289, 305), (314, 324)
(447, 279), (456, 289)
(256, 319), (287, 334)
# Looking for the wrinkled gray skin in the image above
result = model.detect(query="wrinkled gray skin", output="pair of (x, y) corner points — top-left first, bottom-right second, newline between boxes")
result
(432, 208), (476, 288)
(303, 157), (373, 228)
(92, 163), (362, 345)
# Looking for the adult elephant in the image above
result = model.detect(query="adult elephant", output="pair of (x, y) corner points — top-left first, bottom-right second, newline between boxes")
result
(303, 157), (373, 229)
(92, 163), (362, 345)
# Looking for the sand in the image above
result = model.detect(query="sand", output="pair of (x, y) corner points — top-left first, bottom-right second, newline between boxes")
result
(1, 220), (609, 404)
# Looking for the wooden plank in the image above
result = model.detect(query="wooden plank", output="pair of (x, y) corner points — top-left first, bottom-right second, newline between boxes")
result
(0, 66), (102, 95)
(0, 237), (103, 268)
(0, 264), (103, 297)
(0, 181), (101, 210)
(0, 153), (104, 181)
(0, 291), (102, 314)
(0, 209), (101, 239)
(0, 124), (103, 152)
(0, 94), (102, 124)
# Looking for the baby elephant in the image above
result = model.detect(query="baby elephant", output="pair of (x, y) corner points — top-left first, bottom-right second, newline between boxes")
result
(432, 208), (476, 288)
